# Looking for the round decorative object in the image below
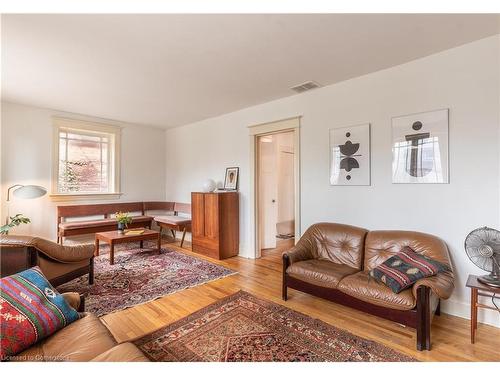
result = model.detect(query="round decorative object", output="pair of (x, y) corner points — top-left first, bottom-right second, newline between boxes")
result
(202, 179), (217, 192)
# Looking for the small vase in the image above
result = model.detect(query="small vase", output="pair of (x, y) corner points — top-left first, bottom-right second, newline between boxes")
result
(117, 222), (125, 234)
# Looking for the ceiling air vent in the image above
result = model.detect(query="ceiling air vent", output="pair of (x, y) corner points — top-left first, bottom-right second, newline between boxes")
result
(291, 81), (321, 93)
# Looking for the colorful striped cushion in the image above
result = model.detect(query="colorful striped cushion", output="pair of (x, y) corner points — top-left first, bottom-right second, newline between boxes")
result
(0, 267), (80, 359)
(369, 247), (449, 294)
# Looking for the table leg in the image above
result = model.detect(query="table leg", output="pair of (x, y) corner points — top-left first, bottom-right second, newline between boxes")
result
(471, 288), (478, 343)
(94, 238), (100, 257)
(110, 242), (115, 265)
(140, 240), (144, 249)
(157, 235), (161, 255)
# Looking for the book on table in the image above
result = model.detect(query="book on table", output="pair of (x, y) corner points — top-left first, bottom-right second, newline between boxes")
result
(125, 229), (145, 235)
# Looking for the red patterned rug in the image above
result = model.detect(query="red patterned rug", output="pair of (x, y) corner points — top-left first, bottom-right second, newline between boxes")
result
(134, 290), (416, 362)
(57, 242), (236, 316)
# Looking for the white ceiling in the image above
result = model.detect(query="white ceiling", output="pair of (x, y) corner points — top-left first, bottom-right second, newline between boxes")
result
(2, 14), (499, 128)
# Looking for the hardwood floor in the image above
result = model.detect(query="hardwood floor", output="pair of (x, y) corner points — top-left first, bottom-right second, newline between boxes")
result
(101, 238), (500, 362)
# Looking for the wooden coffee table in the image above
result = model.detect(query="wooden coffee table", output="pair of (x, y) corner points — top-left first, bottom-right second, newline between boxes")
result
(94, 229), (161, 265)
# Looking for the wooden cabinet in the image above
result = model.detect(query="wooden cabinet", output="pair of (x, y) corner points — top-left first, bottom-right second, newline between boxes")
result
(191, 192), (239, 259)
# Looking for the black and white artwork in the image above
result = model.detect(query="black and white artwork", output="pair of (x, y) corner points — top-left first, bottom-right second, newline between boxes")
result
(392, 109), (449, 184)
(330, 123), (370, 186)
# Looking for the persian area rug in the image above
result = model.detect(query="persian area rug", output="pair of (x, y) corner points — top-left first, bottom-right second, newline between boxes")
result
(58, 241), (236, 317)
(134, 290), (416, 362)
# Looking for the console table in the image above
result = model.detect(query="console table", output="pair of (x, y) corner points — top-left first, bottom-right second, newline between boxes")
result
(466, 274), (500, 343)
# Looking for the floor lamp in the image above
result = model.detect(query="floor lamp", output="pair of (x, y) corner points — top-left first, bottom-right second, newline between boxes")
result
(5, 184), (47, 225)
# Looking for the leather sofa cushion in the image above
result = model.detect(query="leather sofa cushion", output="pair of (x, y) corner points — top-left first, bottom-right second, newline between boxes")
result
(302, 223), (368, 270)
(154, 215), (191, 226)
(337, 272), (416, 310)
(59, 216), (153, 230)
(364, 230), (452, 272)
(15, 314), (116, 362)
(91, 343), (149, 362)
(287, 259), (359, 288)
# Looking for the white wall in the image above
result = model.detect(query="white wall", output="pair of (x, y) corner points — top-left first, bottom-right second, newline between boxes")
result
(1, 102), (166, 240)
(165, 35), (500, 327)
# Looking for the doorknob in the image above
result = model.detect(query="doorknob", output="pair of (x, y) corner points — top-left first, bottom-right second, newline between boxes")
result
(272, 199), (276, 203)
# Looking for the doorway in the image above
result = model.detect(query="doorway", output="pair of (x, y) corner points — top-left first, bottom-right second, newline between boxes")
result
(257, 131), (296, 256)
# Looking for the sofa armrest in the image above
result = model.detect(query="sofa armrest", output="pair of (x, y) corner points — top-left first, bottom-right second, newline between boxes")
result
(62, 292), (85, 312)
(412, 270), (455, 300)
(32, 237), (95, 263)
(282, 243), (313, 266)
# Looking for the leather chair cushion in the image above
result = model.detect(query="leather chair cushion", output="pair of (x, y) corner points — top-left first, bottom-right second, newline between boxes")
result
(15, 314), (116, 362)
(303, 223), (368, 270)
(59, 216), (153, 230)
(90, 343), (149, 362)
(364, 230), (452, 272)
(287, 259), (359, 288)
(154, 215), (191, 226)
(337, 272), (416, 310)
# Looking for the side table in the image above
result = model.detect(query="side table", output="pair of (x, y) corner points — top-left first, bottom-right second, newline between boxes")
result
(466, 274), (500, 343)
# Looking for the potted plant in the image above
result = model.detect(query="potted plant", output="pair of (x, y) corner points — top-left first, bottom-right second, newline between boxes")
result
(115, 211), (132, 234)
(1, 214), (31, 235)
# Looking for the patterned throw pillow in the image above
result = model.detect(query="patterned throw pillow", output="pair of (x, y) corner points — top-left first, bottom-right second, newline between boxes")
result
(0, 267), (80, 359)
(369, 247), (449, 294)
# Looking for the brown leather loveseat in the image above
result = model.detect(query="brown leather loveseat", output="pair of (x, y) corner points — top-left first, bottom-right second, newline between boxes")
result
(282, 223), (454, 351)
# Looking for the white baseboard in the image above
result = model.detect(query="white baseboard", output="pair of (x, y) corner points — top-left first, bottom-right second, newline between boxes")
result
(442, 298), (500, 328)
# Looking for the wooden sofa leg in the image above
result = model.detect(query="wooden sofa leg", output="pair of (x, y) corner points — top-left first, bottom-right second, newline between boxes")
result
(282, 254), (289, 301)
(78, 294), (86, 313)
(180, 228), (187, 248)
(435, 300), (441, 316)
(89, 257), (94, 285)
(416, 286), (431, 351)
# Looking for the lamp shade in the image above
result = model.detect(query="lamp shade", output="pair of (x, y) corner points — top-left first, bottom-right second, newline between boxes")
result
(12, 185), (47, 199)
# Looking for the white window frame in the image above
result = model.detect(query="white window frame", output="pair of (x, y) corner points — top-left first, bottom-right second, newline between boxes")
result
(51, 117), (122, 201)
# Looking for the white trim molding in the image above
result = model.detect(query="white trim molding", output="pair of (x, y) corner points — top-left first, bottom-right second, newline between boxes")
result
(248, 116), (301, 259)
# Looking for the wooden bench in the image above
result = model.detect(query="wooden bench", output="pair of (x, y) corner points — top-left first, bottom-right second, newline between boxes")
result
(144, 202), (192, 248)
(57, 202), (153, 244)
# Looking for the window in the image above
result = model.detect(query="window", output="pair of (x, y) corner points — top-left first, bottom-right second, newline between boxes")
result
(52, 118), (121, 198)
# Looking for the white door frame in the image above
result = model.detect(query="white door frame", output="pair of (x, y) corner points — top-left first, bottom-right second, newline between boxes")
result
(248, 117), (301, 259)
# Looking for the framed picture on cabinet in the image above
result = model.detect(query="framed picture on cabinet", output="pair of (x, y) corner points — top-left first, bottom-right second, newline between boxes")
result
(224, 167), (239, 190)
(392, 109), (449, 184)
(329, 123), (371, 186)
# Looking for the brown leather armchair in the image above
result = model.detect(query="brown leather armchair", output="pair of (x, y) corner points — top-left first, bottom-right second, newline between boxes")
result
(0, 235), (94, 286)
(282, 223), (454, 351)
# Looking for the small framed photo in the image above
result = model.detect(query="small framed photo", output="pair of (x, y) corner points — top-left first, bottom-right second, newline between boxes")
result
(224, 167), (239, 190)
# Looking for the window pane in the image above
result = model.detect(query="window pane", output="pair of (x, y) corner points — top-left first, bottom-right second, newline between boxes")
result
(57, 130), (110, 193)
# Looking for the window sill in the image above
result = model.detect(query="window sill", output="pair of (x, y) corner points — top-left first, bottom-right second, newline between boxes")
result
(49, 192), (123, 202)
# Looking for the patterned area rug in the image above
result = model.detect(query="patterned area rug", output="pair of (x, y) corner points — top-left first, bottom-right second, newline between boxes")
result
(134, 290), (416, 362)
(58, 241), (236, 316)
